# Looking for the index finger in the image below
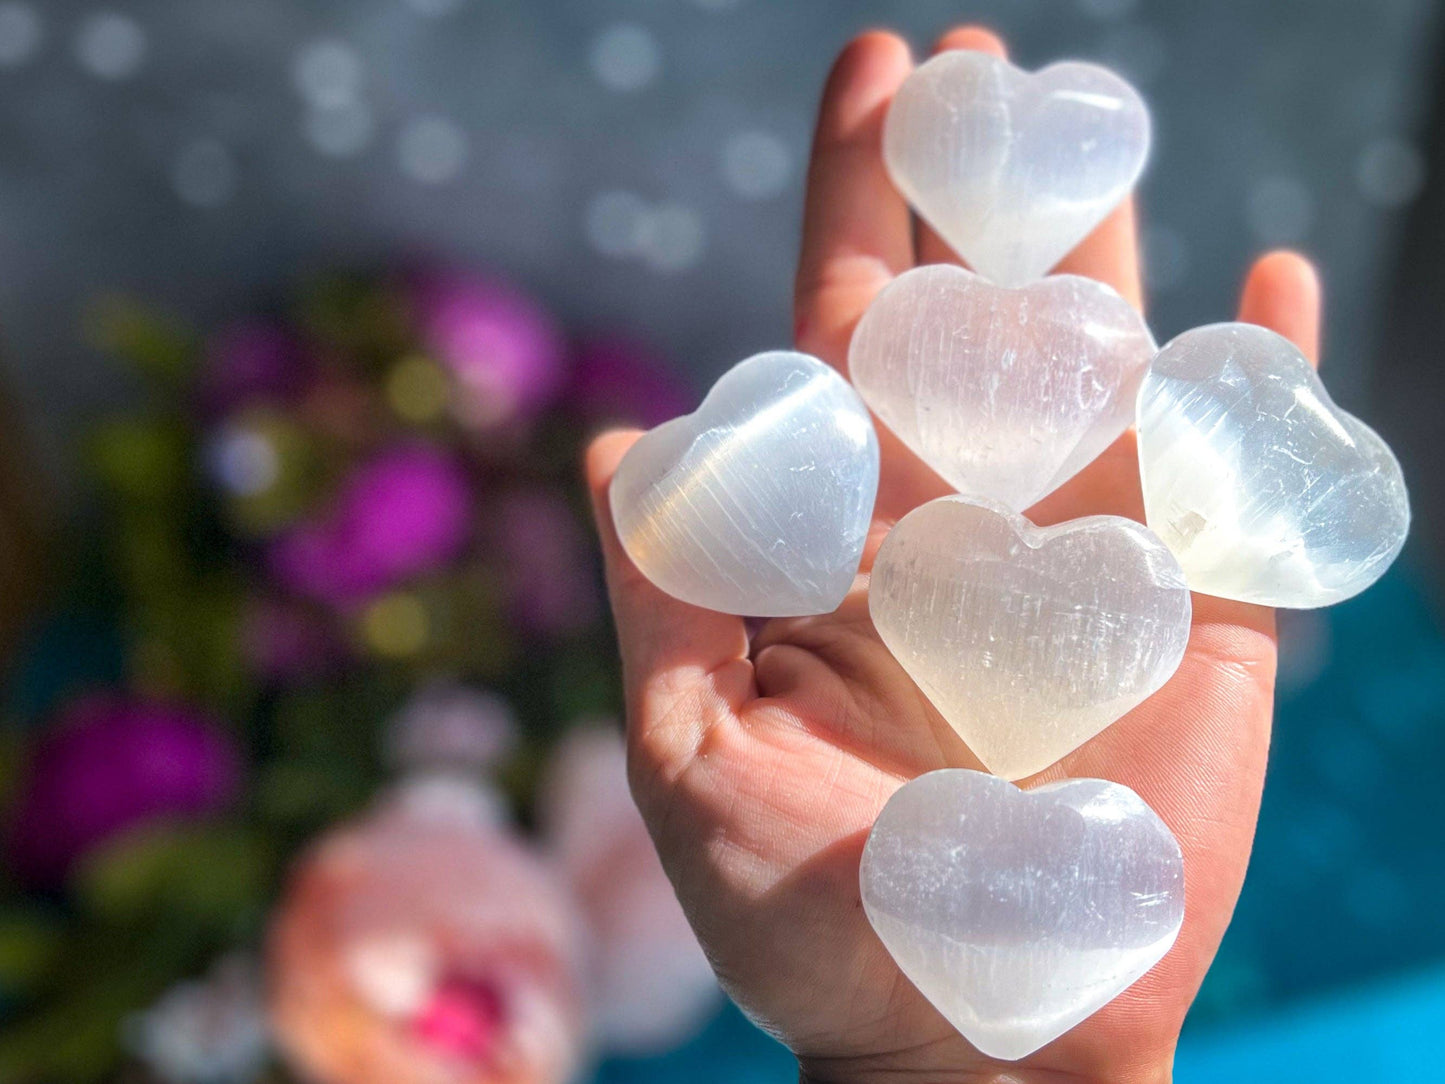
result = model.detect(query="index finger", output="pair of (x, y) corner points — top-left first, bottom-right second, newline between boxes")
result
(794, 31), (915, 367)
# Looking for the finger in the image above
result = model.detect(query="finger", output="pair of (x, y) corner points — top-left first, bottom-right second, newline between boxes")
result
(1028, 252), (1321, 540)
(795, 31), (916, 366)
(585, 432), (754, 770)
(1054, 197), (1144, 311)
(915, 26), (1008, 267)
(1237, 249), (1322, 366)
(1190, 250), (1324, 634)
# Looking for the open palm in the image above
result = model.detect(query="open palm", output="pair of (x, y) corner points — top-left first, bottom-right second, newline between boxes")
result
(586, 26), (1322, 1084)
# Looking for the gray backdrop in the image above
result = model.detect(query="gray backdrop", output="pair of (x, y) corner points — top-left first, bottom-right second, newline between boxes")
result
(0, 0), (1437, 485)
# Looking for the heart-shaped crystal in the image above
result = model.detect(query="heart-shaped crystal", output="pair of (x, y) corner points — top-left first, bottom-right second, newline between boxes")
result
(884, 51), (1149, 287)
(1138, 323), (1409, 608)
(849, 264), (1155, 510)
(870, 496), (1191, 779)
(611, 351), (879, 617)
(861, 768), (1184, 1061)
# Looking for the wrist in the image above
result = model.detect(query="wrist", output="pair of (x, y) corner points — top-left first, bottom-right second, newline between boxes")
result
(797, 1048), (1176, 1084)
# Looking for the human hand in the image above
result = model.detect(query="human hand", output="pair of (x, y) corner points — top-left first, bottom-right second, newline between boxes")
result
(585, 25), (1321, 1084)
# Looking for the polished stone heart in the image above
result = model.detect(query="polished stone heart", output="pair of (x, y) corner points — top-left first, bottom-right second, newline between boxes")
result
(1138, 323), (1410, 608)
(611, 350), (879, 616)
(861, 769), (1184, 1061)
(884, 51), (1149, 287)
(849, 265), (1155, 510)
(870, 496), (1191, 780)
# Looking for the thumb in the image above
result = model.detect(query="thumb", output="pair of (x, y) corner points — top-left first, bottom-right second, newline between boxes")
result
(585, 431), (754, 775)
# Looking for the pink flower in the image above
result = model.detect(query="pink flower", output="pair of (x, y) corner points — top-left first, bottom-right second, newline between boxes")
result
(570, 337), (695, 430)
(267, 444), (474, 606)
(538, 725), (720, 1054)
(6, 694), (242, 887)
(413, 977), (506, 1061)
(412, 273), (568, 431)
(268, 785), (587, 1084)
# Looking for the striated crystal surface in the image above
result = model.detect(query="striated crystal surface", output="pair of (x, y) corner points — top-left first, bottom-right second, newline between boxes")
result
(849, 265), (1155, 510)
(861, 768), (1184, 1061)
(883, 51), (1149, 288)
(1138, 323), (1410, 608)
(611, 350), (879, 617)
(870, 496), (1191, 779)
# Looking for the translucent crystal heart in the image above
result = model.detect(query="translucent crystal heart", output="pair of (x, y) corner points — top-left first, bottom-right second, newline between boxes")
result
(884, 51), (1149, 287)
(611, 351), (879, 617)
(1138, 323), (1410, 608)
(849, 265), (1156, 510)
(870, 496), (1191, 779)
(861, 768), (1184, 1061)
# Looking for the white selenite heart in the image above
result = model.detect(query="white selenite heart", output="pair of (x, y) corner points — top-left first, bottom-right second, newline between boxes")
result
(869, 496), (1191, 780)
(884, 51), (1150, 287)
(861, 769), (1184, 1061)
(1138, 323), (1410, 608)
(849, 264), (1156, 510)
(611, 351), (879, 617)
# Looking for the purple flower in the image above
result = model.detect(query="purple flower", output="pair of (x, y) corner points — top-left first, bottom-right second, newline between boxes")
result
(493, 489), (599, 638)
(412, 272), (568, 431)
(570, 337), (694, 430)
(7, 694), (242, 887)
(196, 321), (311, 419)
(267, 444), (474, 607)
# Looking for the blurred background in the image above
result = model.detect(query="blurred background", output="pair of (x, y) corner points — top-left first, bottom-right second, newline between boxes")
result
(1, 1), (1443, 1081)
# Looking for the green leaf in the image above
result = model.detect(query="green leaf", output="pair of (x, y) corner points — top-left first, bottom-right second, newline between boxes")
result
(85, 296), (196, 385)
(72, 824), (274, 929)
(87, 418), (192, 505)
(0, 920), (211, 1083)
(0, 910), (63, 994)
(255, 759), (372, 829)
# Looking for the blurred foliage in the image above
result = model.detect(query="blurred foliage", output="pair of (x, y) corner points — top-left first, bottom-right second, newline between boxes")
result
(0, 269), (641, 1082)
(83, 297), (196, 388)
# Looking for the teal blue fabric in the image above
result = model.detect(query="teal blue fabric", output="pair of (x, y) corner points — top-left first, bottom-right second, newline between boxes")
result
(1177, 964), (1445, 1079)
(599, 962), (1445, 1081)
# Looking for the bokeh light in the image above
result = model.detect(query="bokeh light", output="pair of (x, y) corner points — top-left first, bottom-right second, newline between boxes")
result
(589, 24), (660, 93)
(721, 130), (793, 200)
(0, 2), (42, 68)
(292, 40), (365, 110)
(73, 10), (147, 81)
